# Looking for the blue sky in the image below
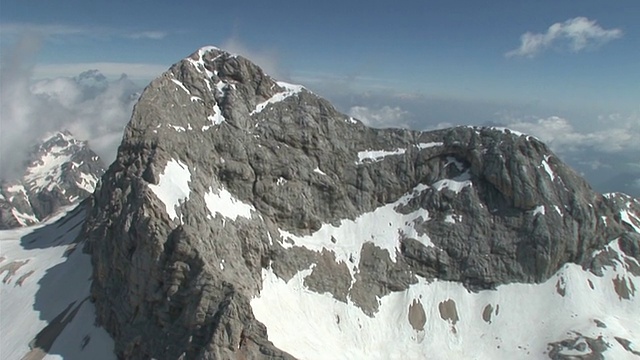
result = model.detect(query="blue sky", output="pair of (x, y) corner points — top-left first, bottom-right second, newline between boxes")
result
(1, 0), (639, 194)
(2, 1), (638, 107)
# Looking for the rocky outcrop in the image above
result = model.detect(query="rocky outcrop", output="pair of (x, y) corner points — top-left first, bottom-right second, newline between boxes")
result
(0, 131), (105, 229)
(83, 47), (638, 359)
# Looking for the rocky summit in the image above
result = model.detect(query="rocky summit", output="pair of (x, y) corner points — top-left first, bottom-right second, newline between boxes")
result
(78, 47), (640, 359)
(0, 131), (105, 229)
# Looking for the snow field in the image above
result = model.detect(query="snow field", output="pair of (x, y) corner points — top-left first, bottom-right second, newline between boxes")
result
(278, 184), (433, 280)
(252, 239), (640, 360)
(0, 206), (115, 359)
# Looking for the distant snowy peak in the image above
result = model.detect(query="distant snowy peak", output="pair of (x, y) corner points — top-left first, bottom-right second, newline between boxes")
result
(75, 69), (108, 90)
(0, 131), (105, 229)
(27, 131), (83, 166)
(24, 131), (96, 192)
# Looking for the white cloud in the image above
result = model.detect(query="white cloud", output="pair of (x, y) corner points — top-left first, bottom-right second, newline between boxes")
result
(501, 114), (640, 154)
(506, 17), (623, 58)
(0, 23), (85, 37)
(125, 31), (168, 40)
(221, 37), (285, 80)
(0, 35), (140, 179)
(0, 22), (169, 42)
(349, 106), (409, 129)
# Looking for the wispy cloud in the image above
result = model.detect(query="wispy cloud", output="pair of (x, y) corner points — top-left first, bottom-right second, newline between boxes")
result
(0, 23), (85, 37)
(506, 17), (623, 58)
(125, 31), (168, 40)
(349, 105), (410, 129)
(220, 36), (286, 80)
(0, 22), (169, 41)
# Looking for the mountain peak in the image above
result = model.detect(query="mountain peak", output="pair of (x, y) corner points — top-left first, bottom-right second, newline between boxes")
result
(0, 130), (105, 229)
(34, 130), (80, 152)
(123, 44), (314, 145)
(75, 69), (108, 88)
(81, 46), (640, 359)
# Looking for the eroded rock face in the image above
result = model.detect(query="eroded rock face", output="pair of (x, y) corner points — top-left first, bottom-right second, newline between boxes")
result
(83, 46), (638, 359)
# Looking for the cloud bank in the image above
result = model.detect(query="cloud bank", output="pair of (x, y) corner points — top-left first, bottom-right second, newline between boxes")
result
(0, 35), (141, 179)
(501, 114), (640, 154)
(499, 114), (640, 196)
(506, 17), (623, 58)
(348, 106), (410, 129)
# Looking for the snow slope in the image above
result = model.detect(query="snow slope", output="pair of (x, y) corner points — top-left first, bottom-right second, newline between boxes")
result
(0, 205), (115, 359)
(252, 197), (640, 359)
(253, 251), (639, 359)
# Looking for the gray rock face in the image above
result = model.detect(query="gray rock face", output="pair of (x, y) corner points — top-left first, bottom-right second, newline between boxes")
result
(0, 131), (105, 229)
(83, 46), (639, 359)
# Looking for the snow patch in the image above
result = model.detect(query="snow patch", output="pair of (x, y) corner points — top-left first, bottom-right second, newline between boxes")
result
(416, 142), (443, 149)
(187, 46), (221, 76)
(444, 214), (462, 224)
(621, 209), (640, 233)
(554, 205), (563, 216)
(445, 156), (465, 172)
(169, 125), (186, 132)
(76, 172), (98, 193)
(204, 187), (254, 221)
(170, 79), (190, 95)
(431, 171), (472, 194)
(491, 127), (527, 137)
(148, 159), (191, 221)
(215, 81), (227, 96)
(356, 148), (406, 164)
(7, 184), (27, 194)
(197, 45), (221, 55)
(5, 184), (28, 202)
(10, 208), (38, 226)
(251, 81), (304, 115)
(541, 156), (557, 181)
(532, 205), (546, 216)
(313, 167), (327, 176)
(205, 104), (225, 128)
